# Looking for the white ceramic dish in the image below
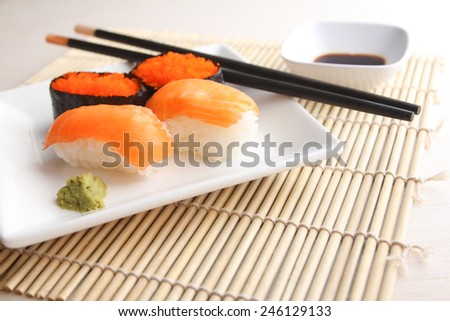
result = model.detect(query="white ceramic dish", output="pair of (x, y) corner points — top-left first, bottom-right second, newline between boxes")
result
(0, 44), (341, 248)
(281, 21), (409, 90)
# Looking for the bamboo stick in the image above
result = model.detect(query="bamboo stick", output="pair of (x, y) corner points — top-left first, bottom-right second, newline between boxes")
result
(108, 197), (207, 300)
(0, 248), (13, 267)
(378, 60), (440, 300)
(3, 237), (68, 293)
(195, 174), (291, 301)
(280, 109), (360, 300)
(362, 73), (425, 300)
(0, 243), (42, 287)
(135, 189), (234, 300)
(207, 171), (293, 301)
(51, 216), (134, 300)
(361, 56), (426, 299)
(291, 114), (377, 300)
(330, 56), (415, 300)
(252, 107), (366, 300)
(68, 210), (153, 300)
(0, 248), (25, 276)
(163, 182), (258, 300)
(150, 184), (251, 300)
(37, 220), (119, 299)
(311, 105), (384, 300)
(81, 206), (174, 300)
(122, 192), (220, 300)
(241, 101), (336, 301)
(320, 113), (386, 300)
(169, 171), (286, 299)
(222, 167), (306, 300)
(301, 72), (407, 300)
(249, 166), (315, 300)
(18, 230), (88, 296)
(335, 177), (392, 299)
(92, 203), (182, 300)
(347, 56), (420, 300)
(190, 172), (287, 300)
(333, 136), (401, 295)
(137, 188), (235, 300)
(177, 179), (268, 301)
(97, 202), (186, 300)
(345, 143), (404, 300)
(367, 57), (436, 300)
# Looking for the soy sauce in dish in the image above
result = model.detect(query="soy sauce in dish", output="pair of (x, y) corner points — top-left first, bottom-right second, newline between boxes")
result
(314, 53), (386, 65)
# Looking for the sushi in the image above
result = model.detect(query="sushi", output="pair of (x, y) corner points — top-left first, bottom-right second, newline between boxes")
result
(49, 72), (150, 118)
(131, 51), (224, 93)
(145, 78), (259, 159)
(44, 104), (173, 174)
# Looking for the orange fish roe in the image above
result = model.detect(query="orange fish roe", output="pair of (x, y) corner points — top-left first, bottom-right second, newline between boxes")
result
(51, 72), (141, 97)
(131, 52), (220, 89)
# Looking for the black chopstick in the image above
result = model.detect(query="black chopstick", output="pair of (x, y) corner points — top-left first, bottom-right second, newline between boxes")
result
(223, 69), (413, 120)
(45, 35), (415, 121)
(75, 25), (421, 116)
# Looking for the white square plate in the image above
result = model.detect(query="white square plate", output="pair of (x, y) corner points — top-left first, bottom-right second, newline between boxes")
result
(0, 44), (341, 248)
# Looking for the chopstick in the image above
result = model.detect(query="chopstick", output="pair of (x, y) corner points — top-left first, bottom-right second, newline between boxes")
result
(76, 25), (421, 116)
(46, 34), (416, 121)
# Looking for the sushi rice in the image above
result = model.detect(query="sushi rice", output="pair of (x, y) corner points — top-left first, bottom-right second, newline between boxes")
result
(166, 111), (259, 160)
(53, 138), (154, 175)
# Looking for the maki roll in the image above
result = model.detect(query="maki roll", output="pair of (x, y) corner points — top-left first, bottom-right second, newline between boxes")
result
(130, 51), (224, 93)
(49, 72), (150, 118)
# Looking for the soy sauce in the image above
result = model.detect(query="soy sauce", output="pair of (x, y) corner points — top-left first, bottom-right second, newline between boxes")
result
(314, 53), (386, 65)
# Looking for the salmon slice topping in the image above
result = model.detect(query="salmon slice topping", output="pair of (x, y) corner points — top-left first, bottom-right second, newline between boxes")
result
(146, 79), (259, 127)
(44, 104), (173, 168)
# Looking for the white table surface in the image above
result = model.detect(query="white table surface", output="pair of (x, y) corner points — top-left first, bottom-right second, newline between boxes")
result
(0, 0), (449, 301)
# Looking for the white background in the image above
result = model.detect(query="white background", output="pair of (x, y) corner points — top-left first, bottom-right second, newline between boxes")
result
(0, 0), (449, 300)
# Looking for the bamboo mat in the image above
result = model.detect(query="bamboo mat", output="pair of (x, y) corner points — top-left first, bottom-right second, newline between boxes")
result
(0, 30), (445, 301)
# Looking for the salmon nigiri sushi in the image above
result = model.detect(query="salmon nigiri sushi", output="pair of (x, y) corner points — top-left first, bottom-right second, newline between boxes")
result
(146, 78), (259, 159)
(44, 104), (173, 174)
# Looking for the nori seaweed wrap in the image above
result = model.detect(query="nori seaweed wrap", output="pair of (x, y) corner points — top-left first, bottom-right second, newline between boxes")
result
(130, 51), (224, 93)
(49, 72), (150, 118)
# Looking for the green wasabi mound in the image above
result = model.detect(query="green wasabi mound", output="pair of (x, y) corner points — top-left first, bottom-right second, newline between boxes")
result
(56, 173), (107, 213)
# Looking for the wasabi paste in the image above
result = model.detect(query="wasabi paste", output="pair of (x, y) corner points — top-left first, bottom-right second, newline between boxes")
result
(56, 173), (107, 213)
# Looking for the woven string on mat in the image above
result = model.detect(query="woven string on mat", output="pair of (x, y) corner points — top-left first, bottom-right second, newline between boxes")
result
(0, 30), (444, 301)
